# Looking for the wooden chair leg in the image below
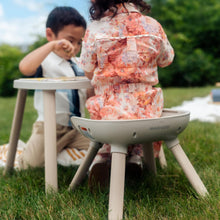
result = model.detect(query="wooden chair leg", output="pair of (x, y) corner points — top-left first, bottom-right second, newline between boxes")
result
(3, 89), (27, 175)
(69, 141), (102, 191)
(143, 142), (157, 175)
(165, 139), (208, 197)
(108, 152), (126, 220)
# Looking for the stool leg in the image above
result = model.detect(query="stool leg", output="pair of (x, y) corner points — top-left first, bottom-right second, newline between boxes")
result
(44, 90), (57, 193)
(166, 140), (208, 197)
(143, 142), (157, 175)
(108, 152), (126, 220)
(3, 89), (27, 175)
(158, 145), (167, 169)
(69, 141), (101, 191)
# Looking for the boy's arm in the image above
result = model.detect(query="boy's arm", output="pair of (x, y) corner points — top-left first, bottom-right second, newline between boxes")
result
(19, 41), (55, 76)
(19, 40), (75, 76)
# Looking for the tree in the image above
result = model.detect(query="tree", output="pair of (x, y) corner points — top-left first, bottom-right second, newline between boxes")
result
(149, 0), (220, 87)
(0, 44), (23, 96)
(27, 35), (47, 52)
(0, 36), (47, 97)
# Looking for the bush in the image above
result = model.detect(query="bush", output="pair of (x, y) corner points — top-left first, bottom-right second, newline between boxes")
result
(151, 0), (220, 87)
(0, 44), (23, 96)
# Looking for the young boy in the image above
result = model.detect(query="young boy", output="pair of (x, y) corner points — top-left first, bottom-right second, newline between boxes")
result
(18, 6), (90, 169)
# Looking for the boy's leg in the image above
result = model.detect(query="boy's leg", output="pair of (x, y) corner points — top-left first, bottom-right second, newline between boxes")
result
(18, 121), (45, 169)
(57, 127), (90, 152)
(18, 123), (89, 169)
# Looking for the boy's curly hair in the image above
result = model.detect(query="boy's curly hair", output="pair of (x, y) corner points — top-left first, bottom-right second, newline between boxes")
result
(89, 0), (151, 20)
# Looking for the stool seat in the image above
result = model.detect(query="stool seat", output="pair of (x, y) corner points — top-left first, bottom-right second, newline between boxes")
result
(69, 108), (208, 220)
(72, 109), (190, 146)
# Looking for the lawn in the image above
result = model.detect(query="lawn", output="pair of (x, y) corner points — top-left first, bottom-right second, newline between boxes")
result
(0, 87), (219, 219)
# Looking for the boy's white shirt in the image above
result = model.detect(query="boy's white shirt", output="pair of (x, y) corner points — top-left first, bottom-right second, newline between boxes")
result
(34, 52), (87, 126)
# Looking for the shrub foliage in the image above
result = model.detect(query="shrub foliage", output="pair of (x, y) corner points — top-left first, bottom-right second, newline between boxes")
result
(150, 0), (220, 87)
(1, 0), (220, 96)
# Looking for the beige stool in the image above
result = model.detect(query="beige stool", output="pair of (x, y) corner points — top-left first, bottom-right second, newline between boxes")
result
(3, 77), (92, 193)
(69, 109), (208, 220)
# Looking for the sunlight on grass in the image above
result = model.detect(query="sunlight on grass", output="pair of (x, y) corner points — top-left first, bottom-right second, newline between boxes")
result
(0, 87), (219, 219)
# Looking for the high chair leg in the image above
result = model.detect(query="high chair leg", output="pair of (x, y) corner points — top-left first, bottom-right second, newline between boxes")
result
(3, 89), (27, 175)
(69, 141), (102, 191)
(165, 139), (208, 197)
(158, 145), (167, 169)
(143, 142), (157, 175)
(108, 152), (126, 220)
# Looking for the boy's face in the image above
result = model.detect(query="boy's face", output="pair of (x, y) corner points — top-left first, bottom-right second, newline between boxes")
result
(47, 24), (85, 59)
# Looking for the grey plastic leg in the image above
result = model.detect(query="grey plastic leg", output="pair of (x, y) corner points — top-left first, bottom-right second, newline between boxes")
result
(108, 152), (126, 220)
(3, 89), (27, 175)
(44, 90), (58, 193)
(143, 142), (157, 175)
(158, 145), (167, 169)
(165, 139), (208, 197)
(69, 141), (102, 191)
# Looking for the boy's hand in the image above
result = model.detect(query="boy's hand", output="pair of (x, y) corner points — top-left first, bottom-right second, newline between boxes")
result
(53, 39), (75, 60)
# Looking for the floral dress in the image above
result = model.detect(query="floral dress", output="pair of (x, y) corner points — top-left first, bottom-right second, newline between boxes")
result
(80, 3), (174, 157)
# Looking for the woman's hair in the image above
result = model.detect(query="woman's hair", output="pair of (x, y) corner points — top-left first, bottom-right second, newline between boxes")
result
(89, 0), (151, 20)
(46, 6), (87, 36)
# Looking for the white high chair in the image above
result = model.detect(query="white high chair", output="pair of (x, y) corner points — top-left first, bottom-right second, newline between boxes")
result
(69, 109), (208, 220)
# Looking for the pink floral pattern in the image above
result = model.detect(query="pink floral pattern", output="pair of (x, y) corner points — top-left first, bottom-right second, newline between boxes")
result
(80, 3), (174, 157)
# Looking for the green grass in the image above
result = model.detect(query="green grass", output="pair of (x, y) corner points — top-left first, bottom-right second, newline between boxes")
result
(0, 87), (220, 219)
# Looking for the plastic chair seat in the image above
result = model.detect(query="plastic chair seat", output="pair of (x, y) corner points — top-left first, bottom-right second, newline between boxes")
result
(73, 109), (189, 146)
